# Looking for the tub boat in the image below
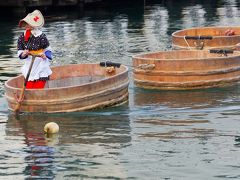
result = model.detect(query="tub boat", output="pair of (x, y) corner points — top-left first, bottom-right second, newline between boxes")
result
(132, 50), (240, 90)
(4, 63), (129, 113)
(172, 26), (240, 50)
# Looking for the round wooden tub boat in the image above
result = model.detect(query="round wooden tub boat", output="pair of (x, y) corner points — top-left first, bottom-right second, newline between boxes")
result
(172, 26), (240, 50)
(4, 63), (129, 113)
(132, 50), (240, 90)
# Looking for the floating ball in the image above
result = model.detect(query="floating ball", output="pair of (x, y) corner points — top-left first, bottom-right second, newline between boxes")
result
(44, 122), (59, 134)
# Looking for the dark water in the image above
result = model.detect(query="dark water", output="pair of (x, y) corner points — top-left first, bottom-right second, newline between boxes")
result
(1, 1), (240, 179)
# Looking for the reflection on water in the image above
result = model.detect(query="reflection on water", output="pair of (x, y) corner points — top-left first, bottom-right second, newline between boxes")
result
(133, 84), (240, 109)
(5, 113), (131, 179)
(0, 1), (240, 179)
(136, 118), (214, 140)
(139, 128), (215, 139)
(132, 84), (240, 142)
(133, 83), (240, 109)
(136, 118), (209, 126)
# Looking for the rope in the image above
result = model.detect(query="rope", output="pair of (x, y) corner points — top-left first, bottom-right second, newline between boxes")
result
(184, 36), (191, 50)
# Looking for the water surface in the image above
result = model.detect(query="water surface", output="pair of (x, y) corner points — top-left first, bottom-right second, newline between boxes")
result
(0, 1), (240, 179)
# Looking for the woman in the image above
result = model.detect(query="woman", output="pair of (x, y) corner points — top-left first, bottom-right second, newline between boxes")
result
(17, 10), (52, 89)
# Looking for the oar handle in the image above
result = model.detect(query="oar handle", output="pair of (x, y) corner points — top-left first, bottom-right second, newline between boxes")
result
(100, 61), (121, 68)
(24, 55), (36, 86)
(209, 49), (234, 54)
(185, 36), (213, 40)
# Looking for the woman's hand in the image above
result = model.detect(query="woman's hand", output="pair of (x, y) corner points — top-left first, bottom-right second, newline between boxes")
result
(21, 50), (29, 58)
(40, 53), (47, 59)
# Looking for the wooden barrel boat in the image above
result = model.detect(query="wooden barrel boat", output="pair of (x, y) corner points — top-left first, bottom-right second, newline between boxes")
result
(4, 63), (129, 113)
(172, 26), (240, 50)
(132, 50), (240, 90)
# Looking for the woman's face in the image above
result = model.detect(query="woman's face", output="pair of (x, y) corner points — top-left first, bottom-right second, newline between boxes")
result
(25, 24), (33, 30)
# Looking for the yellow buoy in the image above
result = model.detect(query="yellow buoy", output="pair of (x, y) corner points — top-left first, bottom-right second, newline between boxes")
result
(44, 122), (59, 134)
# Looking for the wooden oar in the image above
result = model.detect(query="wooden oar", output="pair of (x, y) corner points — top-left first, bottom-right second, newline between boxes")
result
(14, 55), (36, 115)
(99, 61), (121, 68)
(209, 49), (233, 54)
(185, 36), (213, 40)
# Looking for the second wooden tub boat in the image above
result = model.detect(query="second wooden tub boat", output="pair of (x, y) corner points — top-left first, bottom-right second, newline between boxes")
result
(172, 26), (240, 50)
(5, 63), (129, 113)
(132, 50), (240, 90)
